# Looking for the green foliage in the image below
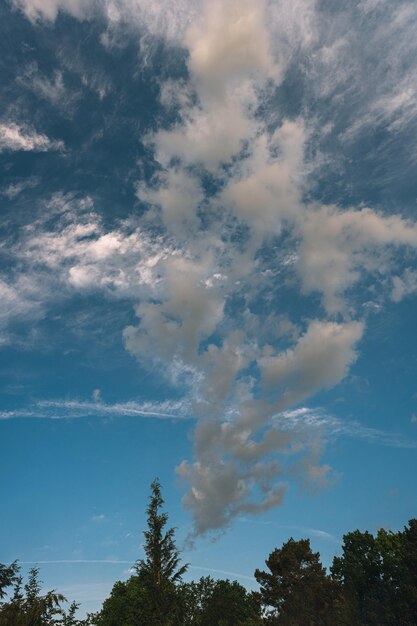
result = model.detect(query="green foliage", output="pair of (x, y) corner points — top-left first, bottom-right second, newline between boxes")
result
(255, 538), (343, 626)
(332, 519), (417, 625)
(401, 518), (417, 623)
(61, 601), (96, 626)
(199, 579), (262, 626)
(177, 576), (262, 626)
(93, 577), (143, 626)
(332, 529), (382, 624)
(138, 479), (188, 585)
(0, 564), (66, 626)
(3, 482), (417, 626)
(0, 564), (95, 626)
(96, 479), (187, 626)
(177, 575), (217, 625)
(0, 561), (19, 599)
(134, 478), (188, 626)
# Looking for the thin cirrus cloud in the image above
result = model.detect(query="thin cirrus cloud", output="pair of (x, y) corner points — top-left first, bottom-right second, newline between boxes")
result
(1, 399), (415, 454)
(237, 518), (339, 545)
(274, 408), (417, 450)
(0, 399), (189, 421)
(1, 177), (40, 199)
(4, 0), (417, 537)
(17, 560), (255, 583)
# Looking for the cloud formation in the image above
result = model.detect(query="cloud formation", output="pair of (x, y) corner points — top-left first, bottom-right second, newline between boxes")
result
(0, 122), (63, 152)
(0, 398), (189, 421)
(5, 0), (417, 537)
(12, 0), (88, 22)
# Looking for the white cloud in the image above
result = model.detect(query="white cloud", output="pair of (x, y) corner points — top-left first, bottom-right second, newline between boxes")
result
(3, 399), (415, 453)
(188, 565), (255, 582)
(391, 269), (417, 302)
(6, 0), (417, 538)
(185, 0), (277, 97)
(146, 0), (279, 175)
(316, 2), (417, 149)
(275, 407), (417, 449)
(16, 62), (81, 111)
(124, 253), (226, 364)
(1, 177), (40, 199)
(221, 120), (306, 242)
(0, 398), (189, 421)
(3, 195), (172, 306)
(127, 0), (417, 536)
(238, 518), (339, 544)
(0, 122), (64, 152)
(37, 398), (189, 419)
(19, 559), (132, 564)
(151, 94), (257, 172)
(259, 320), (364, 406)
(12, 0), (89, 22)
(137, 168), (203, 235)
(296, 206), (417, 312)
(18, 63), (67, 102)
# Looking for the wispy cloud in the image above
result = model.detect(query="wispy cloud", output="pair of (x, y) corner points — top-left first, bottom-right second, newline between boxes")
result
(188, 565), (255, 582)
(5, 0), (417, 539)
(48, 581), (116, 607)
(0, 399), (190, 421)
(15, 559), (255, 582)
(275, 407), (417, 449)
(0, 122), (63, 152)
(18, 559), (132, 565)
(1, 177), (40, 199)
(1, 400), (414, 453)
(237, 517), (339, 545)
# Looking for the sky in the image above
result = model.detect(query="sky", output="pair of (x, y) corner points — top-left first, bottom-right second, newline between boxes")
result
(1, 0), (417, 617)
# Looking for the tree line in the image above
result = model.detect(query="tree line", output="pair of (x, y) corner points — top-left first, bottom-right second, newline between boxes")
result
(1, 480), (416, 625)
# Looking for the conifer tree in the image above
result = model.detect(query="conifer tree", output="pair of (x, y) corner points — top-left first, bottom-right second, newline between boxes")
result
(135, 478), (188, 626)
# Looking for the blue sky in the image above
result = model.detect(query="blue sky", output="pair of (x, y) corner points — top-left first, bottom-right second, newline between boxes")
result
(1, 0), (417, 617)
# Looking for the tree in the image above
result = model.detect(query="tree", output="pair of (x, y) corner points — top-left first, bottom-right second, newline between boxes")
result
(134, 478), (188, 626)
(177, 576), (217, 626)
(332, 520), (417, 626)
(137, 479), (188, 585)
(176, 576), (262, 626)
(255, 538), (342, 625)
(96, 479), (188, 626)
(0, 564), (65, 626)
(332, 529), (383, 625)
(401, 519), (417, 624)
(0, 561), (18, 600)
(61, 601), (96, 626)
(94, 577), (144, 626)
(199, 579), (262, 626)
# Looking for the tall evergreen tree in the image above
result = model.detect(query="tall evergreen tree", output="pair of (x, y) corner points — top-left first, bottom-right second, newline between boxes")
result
(134, 478), (188, 626)
(137, 479), (188, 587)
(95, 479), (187, 626)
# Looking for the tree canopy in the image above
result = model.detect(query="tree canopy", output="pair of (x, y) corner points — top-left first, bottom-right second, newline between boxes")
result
(255, 538), (342, 625)
(0, 564), (92, 626)
(2, 480), (417, 626)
